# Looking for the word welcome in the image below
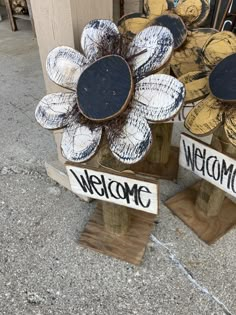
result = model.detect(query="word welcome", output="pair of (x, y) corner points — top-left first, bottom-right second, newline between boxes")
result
(179, 134), (236, 197)
(66, 165), (158, 214)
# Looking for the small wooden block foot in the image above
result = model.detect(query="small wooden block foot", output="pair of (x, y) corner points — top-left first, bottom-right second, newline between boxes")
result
(79, 202), (156, 265)
(165, 181), (236, 244)
(130, 146), (179, 180)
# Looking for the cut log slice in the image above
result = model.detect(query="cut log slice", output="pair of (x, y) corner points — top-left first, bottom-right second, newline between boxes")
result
(61, 119), (102, 162)
(202, 31), (236, 68)
(127, 26), (174, 82)
(77, 55), (133, 122)
(225, 110), (236, 147)
(35, 92), (77, 129)
(46, 46), (89, 91)
(170, 28), (218, 77)
(179, 70), (209, 103)
(209, 53), (236, 103)
(185, 95), (223, 136)
(150, 13), (187, 49)
(106, 113), (152, 164)
(191, 0), (210, 27)
(133, 74), (185, 122)
(81, 19), (120, 62)
(144, 0), (168, 17)
(118, 13), (149, 39)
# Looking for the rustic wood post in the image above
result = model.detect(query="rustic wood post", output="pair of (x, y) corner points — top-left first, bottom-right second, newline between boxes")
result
(102, 203), (130, 234)
(195, 126), (236, 217)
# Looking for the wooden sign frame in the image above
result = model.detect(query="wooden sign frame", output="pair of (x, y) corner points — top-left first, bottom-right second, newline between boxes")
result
(166, 132), (236, 244)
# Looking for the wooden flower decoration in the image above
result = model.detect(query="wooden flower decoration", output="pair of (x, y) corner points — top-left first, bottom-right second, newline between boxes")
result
(35, 19), (185, 164)
(184, 53), (236, 146)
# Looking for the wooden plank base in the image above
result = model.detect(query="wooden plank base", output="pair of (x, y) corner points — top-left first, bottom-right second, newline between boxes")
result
(165, 181), (236, 244)
(79, 202), (156, 265)
(130, 146), (179, 180)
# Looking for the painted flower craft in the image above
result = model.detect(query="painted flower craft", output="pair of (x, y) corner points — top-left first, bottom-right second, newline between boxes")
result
(35, 19), (185, 164)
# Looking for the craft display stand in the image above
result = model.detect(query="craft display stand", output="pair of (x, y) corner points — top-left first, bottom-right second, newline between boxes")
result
(166, 127), (236, 244)
(4, 0), (35, 35)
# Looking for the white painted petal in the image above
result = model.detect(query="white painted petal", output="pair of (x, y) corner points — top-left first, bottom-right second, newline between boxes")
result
(133, 74), (185, 122)
(35, 92), (77, 129)
(81, 19), (120, 62)
(46, 46), (89, 90)
(107, 113), (152, 164)
(61, 119), (102, 162)
(127, 26), (174, 82)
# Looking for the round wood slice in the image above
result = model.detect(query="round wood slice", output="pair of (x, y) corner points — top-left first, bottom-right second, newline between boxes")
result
(106, 112), (152, 164)
(77, 55), (133, 122)
(209, 53), (236, 103)
(144, 0), (168, 17)
(118, 13), (149, 38)
(81, 19), (120, 62)
(225, 109), (236, 147)
(190, 0), (210, 28)
(127, 26), (174, 82)
(35, 92), (77, 129)
(185, 95), (223, 136)
(61, 120), (102, 162)
(150, 13), (187, 49)
(133, 74), (185, 122)
(46, 46), (89, 91)
(179, 70), (209, 103)
(202, 31), (236, 68)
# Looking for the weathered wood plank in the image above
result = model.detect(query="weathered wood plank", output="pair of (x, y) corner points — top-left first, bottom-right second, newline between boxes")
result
(35, 92), (77, 129)
(127, 26), (174, 82)
(66, 164), (159, 214)
(179, 133), (236, 198)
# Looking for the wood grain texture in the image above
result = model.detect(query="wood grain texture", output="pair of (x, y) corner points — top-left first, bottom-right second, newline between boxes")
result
(133, 74), (185, 122)
(106, 112), (152, 164)
(225, 109), (236, 147)
(150, 13), (187, 49)
(79, 204), (156, 265)
(202, 31), (236, 67)
(46, 46), (89, 91)
(170, 28), (218, 77)
(61, 119), (102, 162)
(81, 19), (120, 62)
(77, 55), (133, 121)
(179, 70), (209, 103)
(144, 0), (168, 17)
(35, 92), (77, 129)
(190, 0), (210, 27)
(209, 53), (236, 103)
(185, 95), (223, 136)
(165, 181), (236, 244)
(127, 26), (174, 82)
(102, 203), (130, 234)
(118, 13), (149, 38)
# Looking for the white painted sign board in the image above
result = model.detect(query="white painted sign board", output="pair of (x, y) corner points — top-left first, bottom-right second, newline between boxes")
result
(179, 133), (236, 198)
(66, 165), (159, 214)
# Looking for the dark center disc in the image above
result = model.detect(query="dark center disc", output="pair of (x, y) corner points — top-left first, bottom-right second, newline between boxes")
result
(209, 53), (236, 103)
(77, 55), (133, 121)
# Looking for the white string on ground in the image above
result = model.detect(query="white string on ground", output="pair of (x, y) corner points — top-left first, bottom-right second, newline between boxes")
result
(150, 234), (233, 315)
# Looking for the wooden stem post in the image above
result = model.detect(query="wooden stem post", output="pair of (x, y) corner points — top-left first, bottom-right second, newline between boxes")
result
(102, 203), (130, 234)
(195, 126), (236, 217)
(147, 123), (173, 164)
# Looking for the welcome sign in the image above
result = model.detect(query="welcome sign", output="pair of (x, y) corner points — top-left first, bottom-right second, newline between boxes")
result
(179, 134), (236, 198)
(66, 165), (159, 214)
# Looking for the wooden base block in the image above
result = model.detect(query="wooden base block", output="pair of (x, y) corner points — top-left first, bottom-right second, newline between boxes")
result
(79, 203), (156, 265)
(130, 146), (179, 180)
(165, 182), (236, 244)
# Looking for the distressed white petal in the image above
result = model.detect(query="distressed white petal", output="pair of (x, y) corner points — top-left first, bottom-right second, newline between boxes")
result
(46, 46), (89, 90)
(81, 19), (120, 62)
(126, 26), (174, 82)
(106, 113), (152, 164)
(61, 119), (102, 162)
(132, 74), (185, 122)
(35, 92), (77, 129)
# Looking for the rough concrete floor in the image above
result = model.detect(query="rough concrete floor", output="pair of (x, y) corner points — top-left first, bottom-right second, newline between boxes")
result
(0, 9), (235, 315)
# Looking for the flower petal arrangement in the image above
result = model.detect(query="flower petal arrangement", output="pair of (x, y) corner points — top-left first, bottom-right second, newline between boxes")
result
(35, 19), (185, 164)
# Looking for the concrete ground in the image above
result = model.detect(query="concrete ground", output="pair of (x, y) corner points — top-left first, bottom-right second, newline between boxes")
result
(0, 8), (235, 315)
